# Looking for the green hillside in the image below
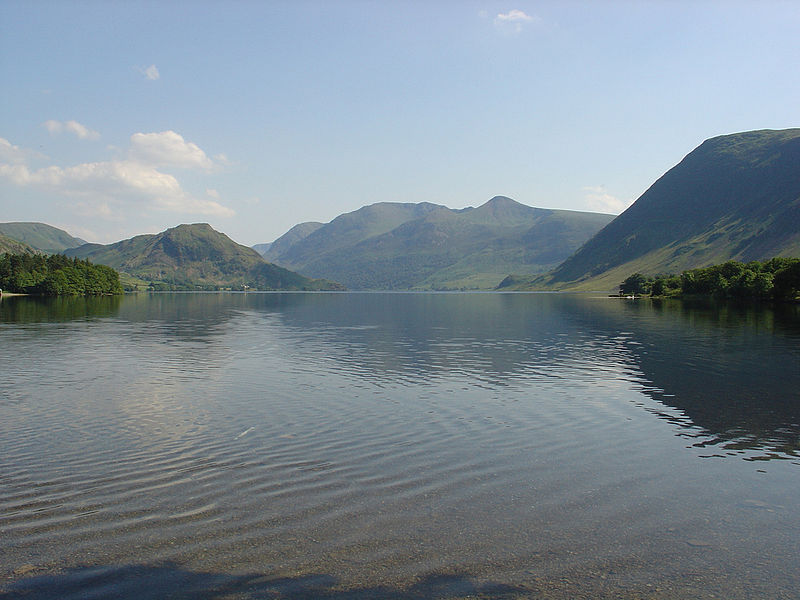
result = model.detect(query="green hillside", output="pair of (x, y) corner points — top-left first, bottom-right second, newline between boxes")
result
(65, 223), (343, 290)
(265, 197), (613, 289)
(0, 222), (86, 253)
(512, 129), (800, 291)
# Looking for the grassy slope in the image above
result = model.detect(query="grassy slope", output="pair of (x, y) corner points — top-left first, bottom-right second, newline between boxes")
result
(0, 222), (86, 253)
(514, 129), (800, 291)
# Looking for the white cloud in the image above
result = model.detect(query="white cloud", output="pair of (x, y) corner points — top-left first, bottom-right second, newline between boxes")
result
(130, 131), (215, 170)
(42, 120), (61, 134)
(496, 9), (534, 23)
(65, 120), (100, 140)
(0, 134), (234, 219)
(42, 119), (100, 140)
(0, 137), (40, 164)
(137, 64), (160, 80)
(583, 185), (634, 214)
(494, 9), (539, 33)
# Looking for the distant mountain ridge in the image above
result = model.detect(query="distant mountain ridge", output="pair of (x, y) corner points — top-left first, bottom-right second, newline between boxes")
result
(263, 203), (443, 266)
(65, 223), (342, 290)
(0, 222), (87, 254)
(262, 197), (614, 289)
(508, 128), (800, 290)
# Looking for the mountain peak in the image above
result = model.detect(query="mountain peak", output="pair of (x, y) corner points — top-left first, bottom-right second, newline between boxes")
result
(484, 195), (518, 206)
(465, 196), (544, 225)
(164, 223), (213, 235)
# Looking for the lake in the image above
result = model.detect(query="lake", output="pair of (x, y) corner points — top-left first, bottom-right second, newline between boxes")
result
(1, 292), (798, 599)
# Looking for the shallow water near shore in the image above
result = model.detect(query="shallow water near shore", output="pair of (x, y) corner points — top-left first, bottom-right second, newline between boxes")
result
(1, 292), (798, 599)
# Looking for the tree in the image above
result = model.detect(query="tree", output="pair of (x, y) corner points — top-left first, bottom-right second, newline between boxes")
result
(0, 252), (123, 295)
(619, 273), (651, 295)
(650, 275), (681, 296)
(773, 260), (800, 300)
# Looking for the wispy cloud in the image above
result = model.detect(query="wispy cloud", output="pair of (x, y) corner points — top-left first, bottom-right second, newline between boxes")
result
(583, 185), (633, 214)
(42, 119), (100, 140)
(494, 9), (539, 34)
(136, 64), (160, 80)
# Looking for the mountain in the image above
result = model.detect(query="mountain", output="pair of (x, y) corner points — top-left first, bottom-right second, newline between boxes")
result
(0, 232), (38, 254)
(258, 221), (324, 259)
(263, 203), (443, 267)
(0, 222), (87, 253)
(252, 242), (272, 256)
(65, 223), (343, 290)
(264, 197), (614, 289)
(509, 128), (800, 291)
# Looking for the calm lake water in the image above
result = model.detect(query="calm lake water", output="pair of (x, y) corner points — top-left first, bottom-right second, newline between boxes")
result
(1, 292), (798, 599)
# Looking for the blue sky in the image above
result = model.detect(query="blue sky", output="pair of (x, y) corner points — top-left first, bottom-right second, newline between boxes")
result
(1, 1), (798, 245)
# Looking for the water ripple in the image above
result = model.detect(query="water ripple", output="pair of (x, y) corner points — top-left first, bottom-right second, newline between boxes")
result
(2, 293), (799, 598)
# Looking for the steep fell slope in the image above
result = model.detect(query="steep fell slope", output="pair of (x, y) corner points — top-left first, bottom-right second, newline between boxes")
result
(524, 129), (800, 290)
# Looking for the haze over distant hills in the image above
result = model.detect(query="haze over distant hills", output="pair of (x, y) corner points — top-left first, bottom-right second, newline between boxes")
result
(0, 222), (86, 254)
(504, 128), (800, 291)
(261, 197), (614, 289)
(64, 223), (342, 290)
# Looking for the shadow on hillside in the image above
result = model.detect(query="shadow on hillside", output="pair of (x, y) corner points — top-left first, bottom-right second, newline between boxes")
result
(0, 562), (527, 600)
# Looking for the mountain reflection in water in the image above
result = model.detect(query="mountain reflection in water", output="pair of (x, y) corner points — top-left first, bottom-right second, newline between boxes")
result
(562, 297), (800, 461)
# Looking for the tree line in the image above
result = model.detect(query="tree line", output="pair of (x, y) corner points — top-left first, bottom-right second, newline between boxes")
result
(619, 258), (800, 300)
(0, 253), (123, 295)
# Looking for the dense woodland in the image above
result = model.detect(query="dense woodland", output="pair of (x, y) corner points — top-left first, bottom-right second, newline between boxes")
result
(0, 253), (123, 295)
(619, 258), (800, 300)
